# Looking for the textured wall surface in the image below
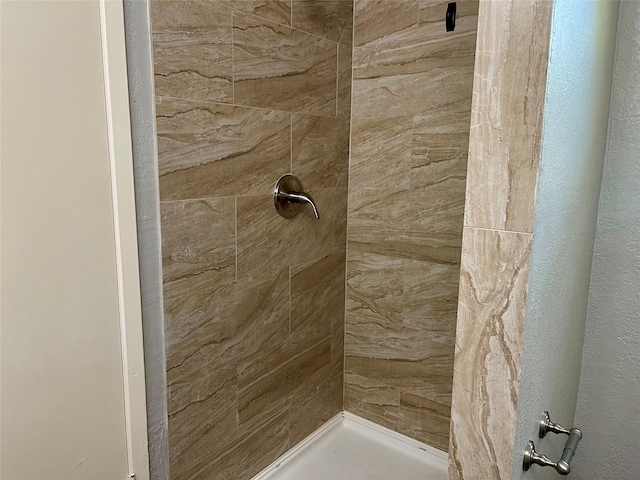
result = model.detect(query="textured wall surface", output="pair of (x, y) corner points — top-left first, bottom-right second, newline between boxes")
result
(149, 1), (353, 478)
(512, 2), (619, 479)
(345, 0), (478, 452)
(573, 2), (640, 478)
(123, 2), (170, 478)
(448, 0), (552, 478)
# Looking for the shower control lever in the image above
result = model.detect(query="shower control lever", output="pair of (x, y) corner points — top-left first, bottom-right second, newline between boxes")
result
(523, 412), (583, 475)
(274, 174), (320, 220)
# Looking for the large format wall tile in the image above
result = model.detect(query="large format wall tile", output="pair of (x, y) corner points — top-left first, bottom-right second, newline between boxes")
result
(160, 198), (236, 299)
(293, 0), (354, 44)
(346, 0), (477, 453)
(351, 3), (476, 118)
(398, 392), (451, 451)
(290, 374), (343, 445)
(167, 365), (237, 480)
(346, 250), (460, 332)
(411, 111), (470, 190)
(333, 187), (349, 253)
(164, 268), (290, 386)
(233, 13), (338, 116)
(345, 328), (454, 404)
(229, 0), (292, 26)
(291, 253), (346, 344)
(236, 189), (336, 279)
(349, 116), (412, 190)
(152, 1), (351, 476)
(345, 372), (400, 430)
(449, 227), (532, 479)
(185, 411), (290, 480)
(150, 0), (233, 103)
(156, 98), (290, 200)
(354, 0), (418, 46)
(292, 114), (350, 189)
(463, 0), (552, 232)
(419, 0), (479, 26)
(347, 186), (464, 264)
(337, 43), (353, 118)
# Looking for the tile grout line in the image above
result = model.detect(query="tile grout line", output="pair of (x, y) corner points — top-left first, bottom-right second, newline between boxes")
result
(463, 225), (534, 237)
(336, 42), (340, 118)
(236, 8), (341, 45)
(343, 1), (357, 412)
(156, 93), (343, 120)
(235, 196), (238, 282)
(231, 8), (235, 104)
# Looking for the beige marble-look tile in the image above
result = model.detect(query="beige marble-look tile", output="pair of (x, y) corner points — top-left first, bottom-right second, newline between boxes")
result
(167, 365), (237, 480)
(292, 0), (354, 44)
(228, 0), (292, 26)
(163, 267), (289, 384)
(150, 1), (233, 103)
(449, 227), (532, 480)
(236, 358), (290, 436)
(344, 372), (399, 430)
(349, 116), (412, 190)
(353, 0), (418, 46)
(292, 114), (350, 189)
(290, 374), (343, 446)
(156, 98), (290, 200)
(160, 198), (235, 299)
(351, 9), (476, 118)
(419, 0), (479, 27)
(352, 65), (474, 119)
(333, 186), (348, 253)
(463, 0), (552, 232)
(291, 252), (346, 346)
(331, 303), (345, 375)
(337, 43), (353, 118)
(353, 13), (477, 78)
(398, 391), (451, 451)
(286, 337), (333, 396)
(411, 112), (471, 190)
(185, 410), (290, 480)
(345, 317), (454, 404)
(346, 250), (460, 333)
(236, 189), (336, 279)
(347, 186), (464, 265)
(237, 338), (331, 435)
(233, 13), (338, 116)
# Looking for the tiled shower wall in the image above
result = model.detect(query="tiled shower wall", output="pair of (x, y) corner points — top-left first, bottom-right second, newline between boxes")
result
(345, 0), (478, 452)
(449, 0), (552, 477)
(150, 1), (353, 478)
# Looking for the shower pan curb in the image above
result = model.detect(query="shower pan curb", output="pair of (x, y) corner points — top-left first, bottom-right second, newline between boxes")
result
(252, 411), (448, 479)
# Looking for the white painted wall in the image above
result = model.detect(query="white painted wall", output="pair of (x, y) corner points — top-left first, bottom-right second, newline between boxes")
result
(572, 2), (640, 478)
(511, 1), (620, 478)
(1, 1), (148, 478)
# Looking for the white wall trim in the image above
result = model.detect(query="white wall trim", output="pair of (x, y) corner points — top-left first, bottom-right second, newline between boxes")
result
(99, 1), (150, 478)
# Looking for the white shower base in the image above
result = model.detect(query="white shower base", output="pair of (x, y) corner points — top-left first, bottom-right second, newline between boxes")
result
(253, 412), (448, 480)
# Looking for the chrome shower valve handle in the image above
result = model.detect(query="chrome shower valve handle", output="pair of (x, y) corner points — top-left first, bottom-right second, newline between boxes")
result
(274, 174), (320, 220)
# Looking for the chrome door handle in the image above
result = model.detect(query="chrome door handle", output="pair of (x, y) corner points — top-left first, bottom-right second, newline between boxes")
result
(523, 412), (583, 475)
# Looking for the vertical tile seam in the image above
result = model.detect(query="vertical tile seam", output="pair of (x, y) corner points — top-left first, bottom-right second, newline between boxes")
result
(231, 7), (235, 104)
(336, 42), (340, 117)
(342, 1), (356, 411)
(234, 196), (238, 282)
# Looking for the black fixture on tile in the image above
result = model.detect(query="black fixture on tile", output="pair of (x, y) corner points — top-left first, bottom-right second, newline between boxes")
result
(446, 2), (457, 32)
